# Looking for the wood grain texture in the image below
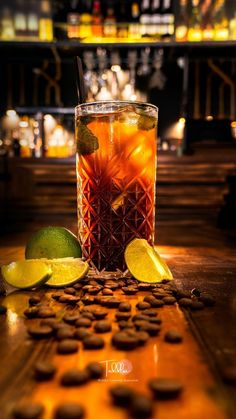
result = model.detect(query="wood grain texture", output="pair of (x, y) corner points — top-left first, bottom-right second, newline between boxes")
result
(0, 223), (235, 418)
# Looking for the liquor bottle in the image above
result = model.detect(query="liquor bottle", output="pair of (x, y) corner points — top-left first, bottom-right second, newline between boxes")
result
(103, 1), (117, 38)
(79, 0), (92, 39)
(213, 0), (229, 41)
(188, 0), (202, 41)
(161, 0), (175, 39)
(67, 0), (80, 39)
(128, 1), (141, 39)
(39, 0), (53, 41)
(92, 0), (103, 37)
(140, 0), (152, 37)
(201, 0), (214, 41)
(0, 7), (15, 40)
(27, 0), (39, 40)
(151, 0), (162, 38)
(14, 0), (27, 39)
(117, 0), (128, 38)
(175, 0), (188, 42)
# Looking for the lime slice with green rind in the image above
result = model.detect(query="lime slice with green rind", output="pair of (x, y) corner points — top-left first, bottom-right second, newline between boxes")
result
(125, 238), (173, 283)
(1, 260), (52, 289)
(76, 122), (99, 155)
(25, 226), (82, 260)
(45, 258), (89, 287)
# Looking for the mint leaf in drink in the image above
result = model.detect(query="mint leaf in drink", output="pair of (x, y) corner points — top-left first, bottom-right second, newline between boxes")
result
(76, 123), (99, 155)
(138, 114), (157, 131)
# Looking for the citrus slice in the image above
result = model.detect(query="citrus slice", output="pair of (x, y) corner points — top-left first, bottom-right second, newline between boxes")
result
(124, 239), (173, 283)
(25, 226), (82, 260)
(1, 260), (52, 289)
(45, 258), (89, 287)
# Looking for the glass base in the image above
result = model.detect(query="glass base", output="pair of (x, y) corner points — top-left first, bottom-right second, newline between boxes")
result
(87, 267), (131, 280)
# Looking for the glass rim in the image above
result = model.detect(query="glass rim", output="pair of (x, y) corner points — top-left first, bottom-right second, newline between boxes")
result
(75, 100), (158, 113)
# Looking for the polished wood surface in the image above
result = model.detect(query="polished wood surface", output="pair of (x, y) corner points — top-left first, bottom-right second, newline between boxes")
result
(0, 223), (236, 418)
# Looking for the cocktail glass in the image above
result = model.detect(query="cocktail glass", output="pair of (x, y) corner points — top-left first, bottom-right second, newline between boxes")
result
(75, 100), (158, 274)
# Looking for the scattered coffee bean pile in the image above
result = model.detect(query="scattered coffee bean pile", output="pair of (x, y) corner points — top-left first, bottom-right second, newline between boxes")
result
(5, 277), (215, 418)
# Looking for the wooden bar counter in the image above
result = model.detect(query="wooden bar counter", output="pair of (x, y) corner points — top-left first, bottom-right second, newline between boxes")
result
(0, 222), (236, 419)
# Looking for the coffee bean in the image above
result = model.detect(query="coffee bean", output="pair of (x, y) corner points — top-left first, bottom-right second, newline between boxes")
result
(199, 294), (215, 307)
(115, 312), (131, 321)
(83, 335), (105, 349)
(164, 330), (183, 343)
(80, 311), (95, 320)
(142, 309), (157, 317)
(104, 282), (119, 290)
(29, 296), (41, 306)
(86, 362), (104, 379)
(137, 322), (161, 336)
(105, 298), (121, 308)
(59, 295), (79, 304)
(73, 283), (83, 290)
(81, 296), (95, 305)
(151, 292), (166, 299)
(136, 302), (151, 310)
(163, 296), (176, 305)
(39, 318), (60, 329)
(143, 295), (157, 304)
(64, 287), (76, 295)
(24, 307), (39, 319)
(27, 325), (53, 339)
(75, 317), (92, 328)
(0, 305), (7, 315)
(191, 301), (205, 311)
(63, 313), (81, 325)
(178, 298), (193, 308)
(118, 302), (131, 312)
(102, 288), (113, 296)
(110, 384), (134, 406)
(94, 320), (111, 333)
(51, 292), (62, 301)
(87, 286), (102, 295)
(127, 330), (149, 346)
(74, 327), (92, 341)
(112, 331), (138, 350)
(56, 327), (75, 340)
(132, 314), (150, 322)
(149, 317), (162, 325)
(191, 288), (201, 297)
(54, 403), (85, 419)
(122, 287), (138, 295)
(149, 378), (183, 399)
(12, 402), (44, 419)
(57, 339), (79, 354)
(129, 394), (153, 418)
(176, 290), (191, 299)
(37, 308), (55, 318)
(61, 368), (89, 386)
(150, 299), (164, 308)
(118, 320), (134, 330)
(138, 283), (152, 291)
(34, 361), (56, 381)
(91, 310), (108, 320)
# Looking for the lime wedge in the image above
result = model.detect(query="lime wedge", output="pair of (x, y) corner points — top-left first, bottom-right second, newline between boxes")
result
(124, 239), (173, 283)
(1, 260), (52, 289)
(45, 258), (89, 287)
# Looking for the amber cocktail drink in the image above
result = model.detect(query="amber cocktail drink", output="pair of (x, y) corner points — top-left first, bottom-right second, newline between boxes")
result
(76, 101), (158, 272)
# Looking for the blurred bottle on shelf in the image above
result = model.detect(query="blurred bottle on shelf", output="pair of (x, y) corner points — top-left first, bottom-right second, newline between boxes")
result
(229, 12), (236, 40)
(67, 0), (80, 39)
(39, 0), (53, 41)
(201, 0), (214, 41)
(175, 0), (188, 42)
(0, 7), (15, 40)
(213, 0), (229, 41)
(129, 1), (141, 39)
(161, 0), (175, 39)
(27, 0), (39, 40)
(14, 0), (27, 40)
(117, 0), (128, 38)
(103, 1), (117, 38)
(188, 0), (202, 41)
(79, 0), (92, 39)
(140, 0), (152, 37)
(92, 0), (103, 37)
(151, 0), (162, 39)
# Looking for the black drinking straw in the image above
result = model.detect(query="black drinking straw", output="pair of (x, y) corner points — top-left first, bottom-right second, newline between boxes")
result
(75, 56), (86, 104)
